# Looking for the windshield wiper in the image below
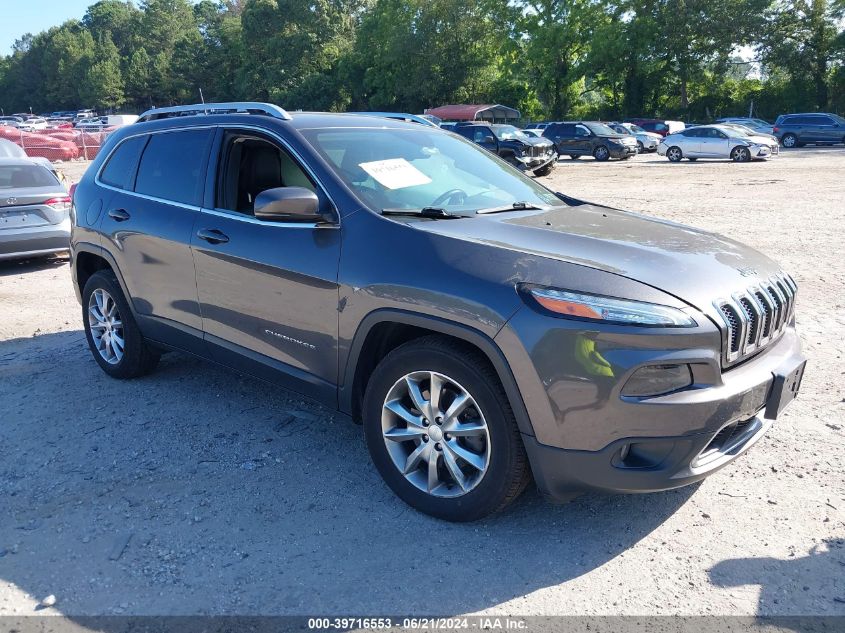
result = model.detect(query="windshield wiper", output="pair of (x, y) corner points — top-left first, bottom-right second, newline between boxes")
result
(475, 201), (550, 215)
(381, 207), (469, 219)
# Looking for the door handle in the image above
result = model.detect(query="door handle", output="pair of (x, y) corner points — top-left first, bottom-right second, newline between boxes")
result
(196, 228), (229, 245)
(108, 208), (130, 222)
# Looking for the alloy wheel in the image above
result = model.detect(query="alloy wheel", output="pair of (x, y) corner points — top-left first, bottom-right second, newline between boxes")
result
(667, 147), (682, 162)
(87, 288), (124, 364)
(594, 146), (609, 160)
(381, 371), (490, 498)
(732, 147), (751, 162)
(782, 135), (796, 148)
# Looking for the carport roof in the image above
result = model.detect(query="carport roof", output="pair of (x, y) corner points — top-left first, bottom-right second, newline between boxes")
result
(425, 104), (521, 122)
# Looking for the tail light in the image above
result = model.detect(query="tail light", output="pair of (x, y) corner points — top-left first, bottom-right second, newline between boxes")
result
(773, 126), (780, 134)
(44, 196), (72, 211)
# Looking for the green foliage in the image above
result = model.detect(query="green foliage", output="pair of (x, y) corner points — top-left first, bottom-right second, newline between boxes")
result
(0, 0), (843, 120)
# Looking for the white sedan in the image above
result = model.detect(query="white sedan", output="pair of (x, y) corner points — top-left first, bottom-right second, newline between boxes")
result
(658, 124), (778, 162)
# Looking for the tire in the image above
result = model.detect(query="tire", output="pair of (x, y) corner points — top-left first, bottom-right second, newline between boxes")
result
(636, 141), (644, 153)
(569, 154), (580, 160)
(593, 145), (610, 161)
(731, 146), (751, 162)
(362, 336), (531, 522)
(781, 133), (797, 148)
(534, 162), (555, 177)
(688, 157), (698, 162)
(666, 146), (683, 162)
(82, 270), (160, 379)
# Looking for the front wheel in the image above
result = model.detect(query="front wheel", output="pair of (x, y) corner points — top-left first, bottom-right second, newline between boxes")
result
(534, 162), (555, 176)
(82, 270), (160, 379)
(731, 146), (751, 162)
(363, 336), (531, 522)
(593, 145), (610, 161)
(666, 146), (683, 162)
(636, 141), (644, 153)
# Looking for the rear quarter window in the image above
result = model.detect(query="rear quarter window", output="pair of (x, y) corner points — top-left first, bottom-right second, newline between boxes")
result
(134, 129), (214, 206)
(99, 135), (147, 190)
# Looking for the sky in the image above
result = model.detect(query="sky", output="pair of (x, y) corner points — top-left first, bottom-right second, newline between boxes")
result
(1, 0), (114, 55)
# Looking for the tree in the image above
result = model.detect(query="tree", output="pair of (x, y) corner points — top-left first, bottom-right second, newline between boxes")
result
(80, 38), (125, 110)
(759, 0), (845, 110)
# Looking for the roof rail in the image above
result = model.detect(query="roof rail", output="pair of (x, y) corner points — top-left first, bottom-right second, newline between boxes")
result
(137, 102), (292, 123)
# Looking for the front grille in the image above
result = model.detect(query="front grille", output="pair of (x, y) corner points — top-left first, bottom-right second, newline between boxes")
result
(715, 273), (797, 367)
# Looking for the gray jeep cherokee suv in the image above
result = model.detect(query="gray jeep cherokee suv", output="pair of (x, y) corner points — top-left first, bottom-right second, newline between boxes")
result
(70, 102), (806, 521)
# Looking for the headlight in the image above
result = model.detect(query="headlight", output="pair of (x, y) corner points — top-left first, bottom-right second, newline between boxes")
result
(523, 286), (697, 327)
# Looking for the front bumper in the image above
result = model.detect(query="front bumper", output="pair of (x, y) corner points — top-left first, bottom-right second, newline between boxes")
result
(0, 217), (71, 261)
(516, 153), (557, 173)
(495, 308), (806, 500)
(609, 144), (638, 158)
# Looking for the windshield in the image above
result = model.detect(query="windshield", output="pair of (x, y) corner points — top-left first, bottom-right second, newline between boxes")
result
(301, 127), (563, 213)
(627, 124), (646, 133)
(585, 122), (619, 136)
(0, 164), (60, 189)
(493, 125), (531, 141)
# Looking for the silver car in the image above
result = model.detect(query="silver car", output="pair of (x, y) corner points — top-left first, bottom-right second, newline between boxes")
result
(0, 158), (71, 260)
(716, 117), (775, 136)
(658, 124), (777, 162)
(610, 122), (662, 152)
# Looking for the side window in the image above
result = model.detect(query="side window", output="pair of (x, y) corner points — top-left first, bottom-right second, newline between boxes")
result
(682, 128), (699, 137)
(813, 116), (835, 126)
(575, 125), (590, 136)
(99, 135), (147, 190)
(135, 129), (213, 206)
(654, 123), (668, 132)
(558, 124), (576, 136)
(216, 132), (317, 215)
(473, 127), (491, 142)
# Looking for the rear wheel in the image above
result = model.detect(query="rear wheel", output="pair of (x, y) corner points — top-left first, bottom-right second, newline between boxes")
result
(569, 154), (580, 160)
(666, 146), (683, 162)
(593, 145), (610, 161)
(781, 133), (797, 148)
(82, 270), (160, 379)
(363, 336), (531, 522)
(731, 146), (751, 162)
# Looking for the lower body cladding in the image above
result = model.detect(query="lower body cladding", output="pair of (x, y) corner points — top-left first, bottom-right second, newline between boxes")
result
(0, 217), (71, 261)
(495, 314), (806, 500)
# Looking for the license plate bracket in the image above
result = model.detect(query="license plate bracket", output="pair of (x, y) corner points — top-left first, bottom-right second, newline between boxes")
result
(764, 359), (807, 419)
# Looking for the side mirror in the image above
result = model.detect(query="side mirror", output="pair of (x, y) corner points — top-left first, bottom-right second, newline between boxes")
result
(254, 187), (326, 223)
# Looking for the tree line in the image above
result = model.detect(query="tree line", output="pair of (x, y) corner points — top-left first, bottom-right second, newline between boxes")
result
(0, 0), (843, 122)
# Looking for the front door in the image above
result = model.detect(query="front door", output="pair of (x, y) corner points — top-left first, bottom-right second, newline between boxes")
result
(698, 128), (730, 157)
(191, 128), (342, 400)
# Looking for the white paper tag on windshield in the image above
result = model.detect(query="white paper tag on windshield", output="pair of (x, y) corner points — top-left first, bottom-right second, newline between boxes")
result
(359, 158), (432, 190)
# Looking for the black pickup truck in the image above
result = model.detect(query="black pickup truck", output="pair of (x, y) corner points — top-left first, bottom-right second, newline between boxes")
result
(452, 123), (556, 176)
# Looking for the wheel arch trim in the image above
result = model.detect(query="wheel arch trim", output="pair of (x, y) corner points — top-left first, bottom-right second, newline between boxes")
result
(339, 308), (536, 437)
(72, 243), (136, 318)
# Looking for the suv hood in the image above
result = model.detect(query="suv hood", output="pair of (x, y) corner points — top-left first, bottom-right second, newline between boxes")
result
(415, 202), (787, 317)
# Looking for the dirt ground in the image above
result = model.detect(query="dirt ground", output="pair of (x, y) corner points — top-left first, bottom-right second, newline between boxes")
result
(0, 148), (843, 618)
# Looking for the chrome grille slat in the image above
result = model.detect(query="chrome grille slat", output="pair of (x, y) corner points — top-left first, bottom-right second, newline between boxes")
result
(715, 273), (797, 367)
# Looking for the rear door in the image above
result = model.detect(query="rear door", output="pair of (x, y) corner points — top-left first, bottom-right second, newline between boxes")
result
(546, 123), (578, 154)
(191, 127), (342, 401)
(98, 127), (214, 351)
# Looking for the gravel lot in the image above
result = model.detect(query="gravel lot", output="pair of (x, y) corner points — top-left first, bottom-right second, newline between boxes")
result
(1, 148), (843, 618)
